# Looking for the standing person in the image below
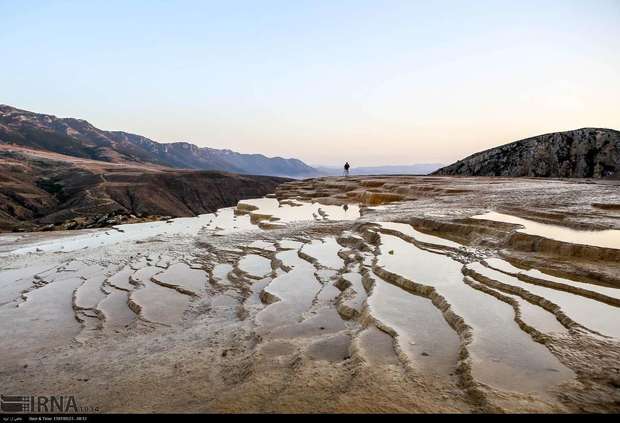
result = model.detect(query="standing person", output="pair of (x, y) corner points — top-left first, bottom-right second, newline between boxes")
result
(344, 161), (350, 177)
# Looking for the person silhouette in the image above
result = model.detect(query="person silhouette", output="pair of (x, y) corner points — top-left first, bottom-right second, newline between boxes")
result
(344, 161), (350, 177)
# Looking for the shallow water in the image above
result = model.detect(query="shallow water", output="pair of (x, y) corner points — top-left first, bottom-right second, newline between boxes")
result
(377, 221), (462, 249)
(205, 207), (255, 234)
(468, 262), (620, 338)
(0, 198), (363, 258)
(356, 325), (401, 365)
(300, 238), (344, 270)
(0, 276), (84, 367)
(131, 279), (190, 325)
(107, 267), (135, 291)
(472, 211), (620, 249)
(339, 270), (367, 314)
(237, 254), (272, 278)
(1, 213), (218, 255)
(212, 263), (233, 284)
(255, 249), (322, 330)
(0, 192), (609, 407)
(74, 274), (108, 310)
(247, 240), (277, 251)
(269, 306), (346, 339)
(377, 233), (573, 393)
(366, 272), (460, 376)
(238, 198), (360, 223)
(152, 263), (208, 296)
(0, 263), (59, 307)
(97, 287), (136, 328)
(306, 332), (352, 362)
(484, 258), (620, 301)
(503, 292), (567, 334)
(278, 239), (304, 250)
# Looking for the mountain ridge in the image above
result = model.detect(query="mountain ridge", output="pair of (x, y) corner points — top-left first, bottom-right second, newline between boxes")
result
(0, 104), (318, 177)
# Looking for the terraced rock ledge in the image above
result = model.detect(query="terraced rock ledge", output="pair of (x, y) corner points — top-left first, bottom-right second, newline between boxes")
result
(0, 176), (619, 413)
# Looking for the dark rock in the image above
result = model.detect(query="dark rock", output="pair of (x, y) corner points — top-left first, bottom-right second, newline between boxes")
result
(434, 128), (619, 178)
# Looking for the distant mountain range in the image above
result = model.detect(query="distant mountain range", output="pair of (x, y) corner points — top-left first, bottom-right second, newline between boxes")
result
(0, 105), (449, 178)
(5, 105), (615, 183)
(315, 163), (443, 176)
(0, 105), (318, 178)
(434, 128), (620, 178)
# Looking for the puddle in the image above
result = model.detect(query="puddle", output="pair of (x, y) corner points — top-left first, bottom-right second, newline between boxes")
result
(377, 234), (461, 288)
(306, 332), (352, 362)
(2, 213), (219, 255)
(468, 278), (567, 335)
(485, 258), (620, 301)
(0, 263), (58, 307)
(97, 287), (136, 328)
(260, 340), (297, 357)
(377, 222), (462, 249)
(212, 263), (233, 284)
(472, 212), (620, 249)
(0, 277), (83, 368)
(316, 282), (341, 303)
(0, 197), (354, 257)
(366, 272), (460, 376)
(107, 267), (135, 291)
(278, 240), (304, 250)
(255, 250), (321, 330)
(244, 277), (273, 310)
(237, 254), (272, 278)
(131, 266), (162, 285)
(315, 269), (337, 283)
(468, 262), (620, 338)
(131, 280), (190, 325)
(205, 207), (255, 234)
(338, 271), (367, 316)
(74, 275), (107, 310)
(376, 233), (573, 393)
(152, 263), (208, 296)
(238, 198), (360, 224)
(248, 240), (277, 251)
(129, 265), (190, 324)
(356, 325), (400, 365)
(300, 238), (344, 270)
(269, 307), (346, 339)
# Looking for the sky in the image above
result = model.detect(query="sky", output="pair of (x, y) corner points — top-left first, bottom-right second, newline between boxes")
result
(1, 0), (619, 166)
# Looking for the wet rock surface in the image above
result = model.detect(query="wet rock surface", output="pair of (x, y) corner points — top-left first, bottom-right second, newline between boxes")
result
(0, 176), (619, 413)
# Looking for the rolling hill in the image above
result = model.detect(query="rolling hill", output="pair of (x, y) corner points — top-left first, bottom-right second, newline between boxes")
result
(434, 128), (619, 178)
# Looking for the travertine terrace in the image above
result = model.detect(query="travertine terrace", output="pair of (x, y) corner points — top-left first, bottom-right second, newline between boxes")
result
(1, 176), (619, 413)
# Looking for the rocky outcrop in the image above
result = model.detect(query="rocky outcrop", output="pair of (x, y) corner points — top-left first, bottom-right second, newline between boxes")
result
(0, 104), (318, 177)
(434, 128), (619, 178)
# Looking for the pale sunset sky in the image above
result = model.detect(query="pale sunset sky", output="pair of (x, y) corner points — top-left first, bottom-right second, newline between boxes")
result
(2, 0), (619, 166)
